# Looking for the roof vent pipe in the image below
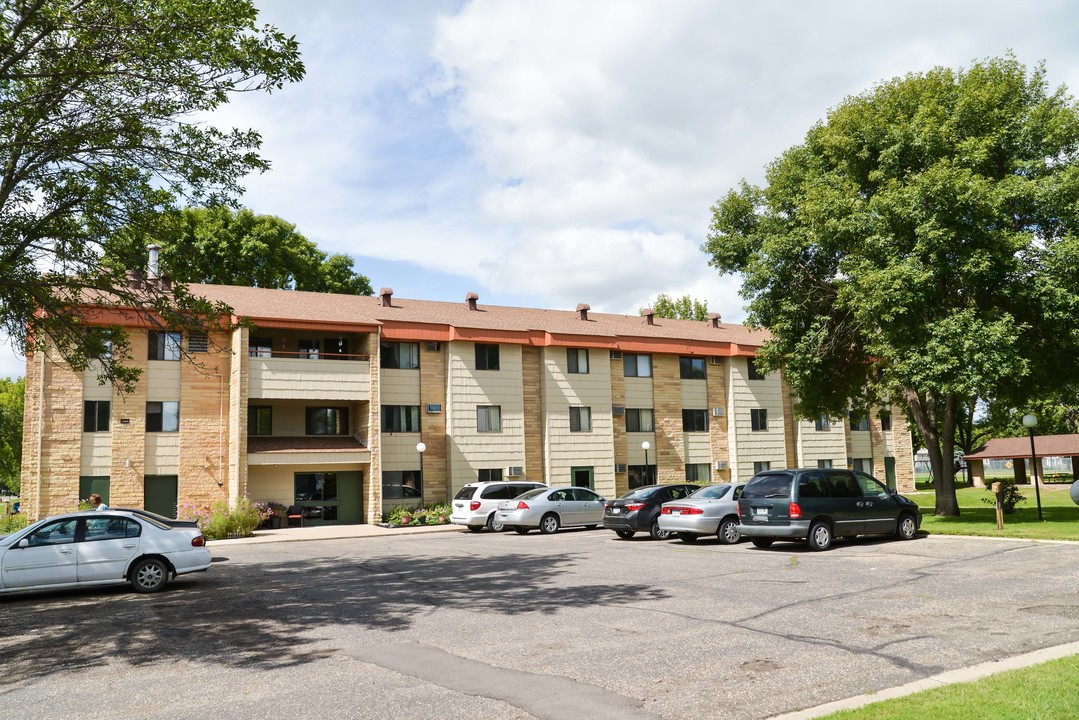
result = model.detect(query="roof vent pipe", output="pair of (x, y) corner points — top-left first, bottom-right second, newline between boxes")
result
(576, 303), (590, 321)
(147, 244), (160, 279)
(466, 292), (479, 311)
(380, 287), (393, 307)
(708, 313), (722, 328)
(641, 308), (655, 326)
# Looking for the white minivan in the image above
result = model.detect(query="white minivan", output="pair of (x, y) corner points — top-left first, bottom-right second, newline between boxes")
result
(450, 481), (546, 532)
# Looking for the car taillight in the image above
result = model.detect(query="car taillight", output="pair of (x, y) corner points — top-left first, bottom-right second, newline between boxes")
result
(789, 502), (802, 519)
(470, 501), (481, 511)
(624, 503), (646, 511)
(516, 501), (530, 510)
(682, 507), (704, 515)
(191, 535), (205, 547)
(738, 500), (744, 515)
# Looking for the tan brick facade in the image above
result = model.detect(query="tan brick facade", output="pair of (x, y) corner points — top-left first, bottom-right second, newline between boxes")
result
(521, 346), (545, 485)
(652, 355), (684, 484)
(706, 358), (731, 482)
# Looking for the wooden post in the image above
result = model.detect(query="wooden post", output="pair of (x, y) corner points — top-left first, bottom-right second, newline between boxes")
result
(992, 482), (1003, 529)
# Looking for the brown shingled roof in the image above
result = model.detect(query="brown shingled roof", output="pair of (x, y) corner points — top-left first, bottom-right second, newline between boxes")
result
(188, 283), (768, 349)
(964, 434), (1079, 460)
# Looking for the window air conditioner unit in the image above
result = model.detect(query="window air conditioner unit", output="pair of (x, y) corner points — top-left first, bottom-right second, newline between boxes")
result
(612, 405), (625, 416)
(610, 350), (622, 359)
(615, 463), (628, 473)
(709, 356), (723, 365)
(714, 460), (729, 470)
(426, 403), (442, 414)
(425, 341), (441, 351)
(506, 466), (525, 477)
(711, 407), (725, 417)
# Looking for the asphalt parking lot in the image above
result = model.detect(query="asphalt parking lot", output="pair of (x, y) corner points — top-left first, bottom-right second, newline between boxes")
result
(3, 529), (1079, 719)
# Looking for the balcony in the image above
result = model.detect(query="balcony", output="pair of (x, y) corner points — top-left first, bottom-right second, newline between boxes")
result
(248, 352), (371, 401)
(246, 436), (370, 465)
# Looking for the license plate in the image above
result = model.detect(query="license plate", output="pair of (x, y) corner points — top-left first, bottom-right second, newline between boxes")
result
(611, 508), (621, 514)
(754, 508), (768, 516)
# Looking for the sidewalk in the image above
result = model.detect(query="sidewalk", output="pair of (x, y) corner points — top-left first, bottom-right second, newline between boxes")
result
(207, 521), (462, 546)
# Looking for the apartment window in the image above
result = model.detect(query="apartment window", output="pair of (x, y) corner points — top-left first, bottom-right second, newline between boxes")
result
(381, 405), (420, 433)
(475, 343), (500, 370)
(382, 470), (421, 500)
(753, 461), (771, 474)
(628, 464), (654, 489)
(626, 408), (654, 433)
(686, 463), (711, 482)
(187, 332), (209, 353)
(815, 414), (831, 431)
(682, 409), (708, 432)
(750, 408), (768, 431)
(623, 353), (652, 377)
(879, 410), (892, 431)
(478, 468), (503, 483)
(679, 356), (706, 380)
(817, 459), (833, 469)
(299, 339), (320, 359)
(148, 331), (181, 361)
(249, 337), (273, 358)
(477, 405), (502, 432)
(850, 410), (870, 431)
(83, 401), (110, 432)
(747, 358), (765, 380)
(249, 406), (272, 436)
(381, 342), (419, 369)
(146, 401), (179, 432)
(853, 458), (873, 474)
(569, 406), (592, 432)
(567, 348), (589, 374)
(305, 407), (349, 435)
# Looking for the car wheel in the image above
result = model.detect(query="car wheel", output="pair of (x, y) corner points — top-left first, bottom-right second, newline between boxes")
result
(677, 532), (698, 543)
(486, 513), (505, 532)
(615, 530), (635, 539)
(129, 557), (169, 593)
(895, 513), (917, 540)
(539, 514), (560, 534)
(717, 517), (741, 545)
(649, 519), (670, 540)
(751, 537), (774, 549)
(466, 525), (484, 533)
(807, 521), (833, 551)
(514, 527), (530, 534)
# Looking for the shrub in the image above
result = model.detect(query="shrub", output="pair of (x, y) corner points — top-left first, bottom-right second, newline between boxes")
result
(982, 481), (1026, 514)
(179, 497), (265, 540)
(0, 512), (28, 535)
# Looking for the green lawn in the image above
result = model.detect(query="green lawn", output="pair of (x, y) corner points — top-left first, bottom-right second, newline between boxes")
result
(818, 653), (1079, 719)
(910, 485), (1079, 542)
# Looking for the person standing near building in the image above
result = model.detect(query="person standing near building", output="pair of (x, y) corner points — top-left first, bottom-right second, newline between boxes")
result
(89, 493), (109, 511)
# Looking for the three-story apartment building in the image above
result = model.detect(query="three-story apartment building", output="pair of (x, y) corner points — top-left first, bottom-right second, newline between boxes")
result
(20, 284), (915, 523)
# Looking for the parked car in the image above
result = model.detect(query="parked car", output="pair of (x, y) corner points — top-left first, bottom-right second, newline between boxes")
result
(450, 480), (547, 532)
(657, 483), (746, 544)
(603, 483), (700, 540)
(496, 486), (606, 534)
(737, 468), (922, 551)
(0, 509), (211, 594)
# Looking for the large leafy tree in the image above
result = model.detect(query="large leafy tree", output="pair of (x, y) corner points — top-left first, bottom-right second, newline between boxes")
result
(705, 56), (1079, 516)
(0, 376), (24, 494)
(647, 293), (710, 321)
(0, 0), (304, 388)
(107, 207), (373, 295)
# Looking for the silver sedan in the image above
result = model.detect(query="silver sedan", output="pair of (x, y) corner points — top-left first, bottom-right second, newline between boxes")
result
(657, 483), (746, 544)
(497, 486), (607, 534)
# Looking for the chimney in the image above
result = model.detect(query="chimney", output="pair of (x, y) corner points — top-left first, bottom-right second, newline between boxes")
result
(641, 308), (655, 326)
(466, 292), (479, 311)
(126, 269), (143, 290)
(708, 312), (722, 328)
(159, 276), (173, 292)
(147, 244), (161, 279)
(380, 287), (393, 307)
(576, 303), (590, 321)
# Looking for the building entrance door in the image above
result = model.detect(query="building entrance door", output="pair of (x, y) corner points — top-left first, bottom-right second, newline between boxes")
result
(144, 475), (178, 518)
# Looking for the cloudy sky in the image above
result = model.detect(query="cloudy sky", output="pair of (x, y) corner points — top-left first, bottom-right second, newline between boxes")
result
(3, 0), (1079, 378)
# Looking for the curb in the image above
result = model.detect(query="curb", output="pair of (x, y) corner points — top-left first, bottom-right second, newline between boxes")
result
(206, 523), (461, 546)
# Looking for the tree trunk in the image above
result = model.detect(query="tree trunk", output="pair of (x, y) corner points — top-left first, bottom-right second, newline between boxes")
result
(902, 387), (960, 516)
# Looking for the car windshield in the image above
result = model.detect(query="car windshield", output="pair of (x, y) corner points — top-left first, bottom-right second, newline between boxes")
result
(742, 473), (794, 499)
(516, 488), (548, 500)
(618, 487), (659, 501)
(689, 484), (731, 500)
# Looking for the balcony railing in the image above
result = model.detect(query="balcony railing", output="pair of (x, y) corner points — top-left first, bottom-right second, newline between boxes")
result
(248, 354), (371, 400)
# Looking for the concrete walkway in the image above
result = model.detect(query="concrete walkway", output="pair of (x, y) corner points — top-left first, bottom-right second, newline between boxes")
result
(208, 524), (1079, 719)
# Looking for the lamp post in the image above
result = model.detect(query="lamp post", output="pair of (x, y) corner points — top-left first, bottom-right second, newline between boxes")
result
(1022, 414), (1043, 521)
(642, 441), (651, 484)
(416, 441), (427, 508)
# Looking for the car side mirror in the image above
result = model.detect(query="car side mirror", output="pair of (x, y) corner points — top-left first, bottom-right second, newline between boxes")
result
(16, 538), (29, 549)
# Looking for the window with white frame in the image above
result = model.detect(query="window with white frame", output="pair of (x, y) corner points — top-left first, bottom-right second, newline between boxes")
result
(682, 409), (708, 432)
(626, 408), (654, 433)
(381, 405), (420, 432)
(753, 461), (771, 474)
(477, 405), (502, 432)
(751, 408), (768, 431)
(146, 401), (179, 432)
(567, 348), (589, 374)
(569, 406), (592, 432)
(475, 344), (500, 370)
(148, 331), (181, 361)
(381, 342), (419, 369)
(679, 356), (706, 380)
(623, 353), (652, 377)
(815, 414), (831, 431)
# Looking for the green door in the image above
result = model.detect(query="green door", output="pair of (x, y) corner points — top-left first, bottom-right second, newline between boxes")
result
(79, 476), (111, 505)
(144, 475), (178, 518)
(337, 471), (363, 524)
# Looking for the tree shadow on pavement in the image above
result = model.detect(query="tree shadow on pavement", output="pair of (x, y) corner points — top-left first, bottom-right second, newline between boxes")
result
(0, 550), (667, 683)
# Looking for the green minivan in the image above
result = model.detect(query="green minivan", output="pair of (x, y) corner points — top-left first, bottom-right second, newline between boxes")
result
(737, 468), (921, 551)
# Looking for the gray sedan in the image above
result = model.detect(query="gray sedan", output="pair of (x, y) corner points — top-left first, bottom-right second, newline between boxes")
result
(496, 486), (607, 534)
(656, 483), (745, 544)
